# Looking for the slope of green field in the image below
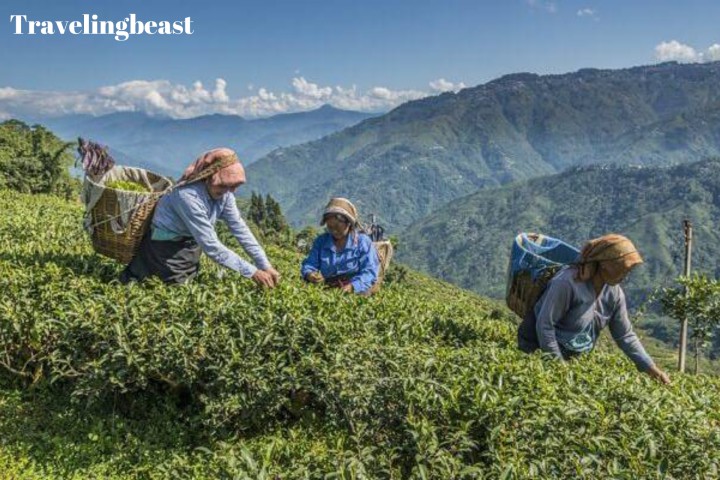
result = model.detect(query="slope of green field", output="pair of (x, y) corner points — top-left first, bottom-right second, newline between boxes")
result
(2, 189), (720, 479)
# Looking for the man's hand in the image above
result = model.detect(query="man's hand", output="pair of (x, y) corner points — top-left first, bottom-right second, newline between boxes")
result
(252, 269), (277, 289)
(305, 271), (324, 284)
(264, 267), (281, 285)
(646, 364), (671, 385)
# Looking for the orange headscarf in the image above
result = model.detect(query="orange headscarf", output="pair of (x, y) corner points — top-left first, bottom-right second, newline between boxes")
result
(180, 148), (245, 188)
(576, 234), (643, 281)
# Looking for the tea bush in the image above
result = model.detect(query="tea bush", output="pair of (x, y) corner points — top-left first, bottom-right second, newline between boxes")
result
(2, 188), (720, 478)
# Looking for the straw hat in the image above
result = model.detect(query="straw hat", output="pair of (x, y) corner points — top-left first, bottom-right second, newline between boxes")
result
(320, 197), (358, 226)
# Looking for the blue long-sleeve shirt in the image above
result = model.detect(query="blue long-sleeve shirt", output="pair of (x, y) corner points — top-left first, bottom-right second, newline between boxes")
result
(151, 182), (271, 278)
(533, 266), (654, 371)
(300, 232), (379, 294)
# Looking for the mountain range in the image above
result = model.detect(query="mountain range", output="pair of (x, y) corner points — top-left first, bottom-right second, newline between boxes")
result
(32, 105), (376, 178)
(245, 61), (720, 230)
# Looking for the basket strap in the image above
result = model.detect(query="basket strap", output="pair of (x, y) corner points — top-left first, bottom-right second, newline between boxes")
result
(81, 155), (238, 239)
(174, 153), (238, 188)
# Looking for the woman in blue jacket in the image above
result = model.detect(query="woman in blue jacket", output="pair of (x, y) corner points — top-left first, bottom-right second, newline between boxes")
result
(301, 198), (380, 295)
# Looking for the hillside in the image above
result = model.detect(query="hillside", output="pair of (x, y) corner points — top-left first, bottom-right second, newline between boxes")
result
(3, 189), (720, 477)
(399, 159), (720, 306)
(35, 105), (376, 177)
(247, 61), (720, 230)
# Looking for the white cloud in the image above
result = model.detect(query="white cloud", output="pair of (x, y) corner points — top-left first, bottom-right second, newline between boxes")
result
(212, 78), (229, 103)
(369, 87), (393, 100)
(577, 8), (596, 17)
(291, 77), (333, 99)
(656, 40), (720, 63)
(706, 43), (720, 62)
(0, 76), (459, 119)
(0, 88), (16, 100)
(654, 40), (720, 63)
(429, 78), (467, 93)
(527, 0), (557, 13)
(655, 40), (701, 63)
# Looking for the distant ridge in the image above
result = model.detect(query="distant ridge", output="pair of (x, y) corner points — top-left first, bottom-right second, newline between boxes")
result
(246, 61), (720, 229)
(32, 105), (377, 177)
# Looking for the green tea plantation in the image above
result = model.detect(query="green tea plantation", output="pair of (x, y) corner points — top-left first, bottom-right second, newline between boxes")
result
(1, 189), (720, 479)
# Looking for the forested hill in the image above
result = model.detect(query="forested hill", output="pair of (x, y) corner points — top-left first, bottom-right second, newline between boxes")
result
(399, 159), (720, 303)
(247, 61), (720, 230)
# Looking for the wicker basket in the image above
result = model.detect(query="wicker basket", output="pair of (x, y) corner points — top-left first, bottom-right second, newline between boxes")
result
(83, 154), (239, 264)
(84, 167), (172, 264)
(505, 233), (579, 319)
(374, 241), (394, 283)
(368, 240), (394, 294)
(506, 264), (560, 319)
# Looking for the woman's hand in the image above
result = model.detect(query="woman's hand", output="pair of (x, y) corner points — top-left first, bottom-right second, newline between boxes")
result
(646, 364), (671, 385)
(265, 267), (281, 285)
(305, 271), (324, 284)
(252, 270), (277, 289)
(341, 283), (354, 293)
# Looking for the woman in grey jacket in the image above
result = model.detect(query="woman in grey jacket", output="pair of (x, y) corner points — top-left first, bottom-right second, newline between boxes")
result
(518, 234), (671, 384)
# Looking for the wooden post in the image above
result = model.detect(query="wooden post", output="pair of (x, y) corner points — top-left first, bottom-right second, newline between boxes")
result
(678, 220), (692, 373)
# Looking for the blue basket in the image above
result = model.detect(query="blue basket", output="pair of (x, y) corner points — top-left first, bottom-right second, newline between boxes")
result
(505, 233), (579, 318)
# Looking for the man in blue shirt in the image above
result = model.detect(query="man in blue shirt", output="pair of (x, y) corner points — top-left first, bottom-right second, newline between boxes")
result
(301, 198), (380, 295)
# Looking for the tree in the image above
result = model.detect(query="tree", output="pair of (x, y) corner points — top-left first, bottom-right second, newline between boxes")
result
(246, 191), (290, 244)
(264, 194), (288, 234)
(248, 192), (265, 226)
(0, 119), (78, 198)
(660, 274), (720, 374)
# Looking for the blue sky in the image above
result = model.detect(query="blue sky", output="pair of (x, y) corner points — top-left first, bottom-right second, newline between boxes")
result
(1, 0), (719, 118)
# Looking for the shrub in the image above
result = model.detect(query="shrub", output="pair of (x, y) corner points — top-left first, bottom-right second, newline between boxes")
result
(0, 120), (79, 199)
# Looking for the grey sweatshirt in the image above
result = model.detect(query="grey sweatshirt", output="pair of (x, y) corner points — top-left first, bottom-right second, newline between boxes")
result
(523, 266), (654, 371)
